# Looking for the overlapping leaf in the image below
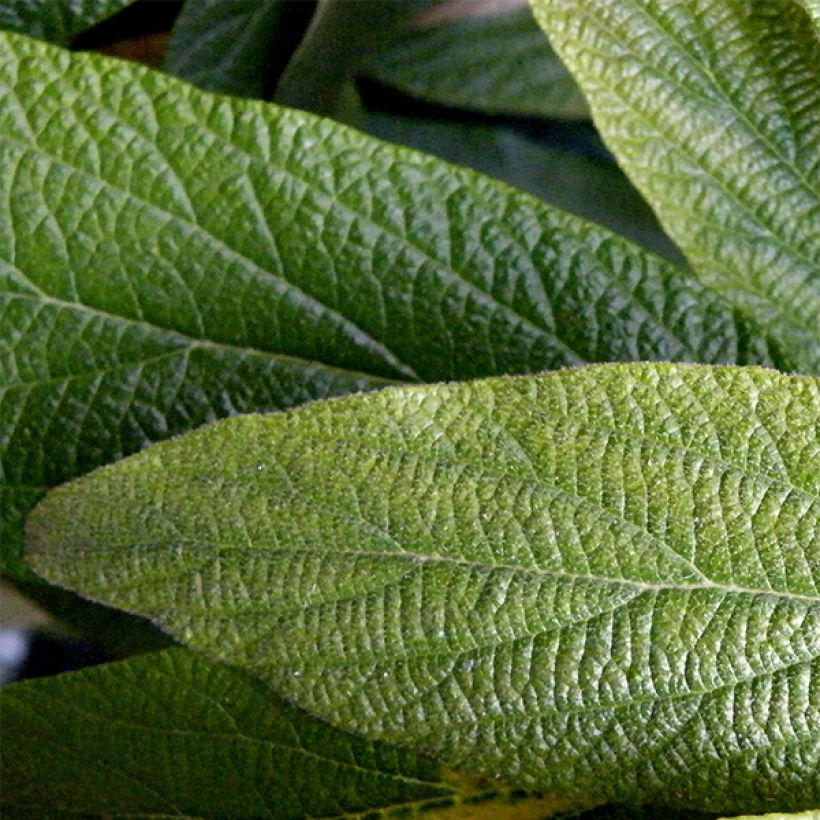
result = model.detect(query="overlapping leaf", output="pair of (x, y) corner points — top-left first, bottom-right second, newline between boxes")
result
(0, 0), (135, 43)
(28, 364), (820, 813)
(165, 0), (314, 99)
(362, 6), (588, 119)
(530, 0), (820, 369)
(1, 646), (584, 818)
(0, 31), (790, 576)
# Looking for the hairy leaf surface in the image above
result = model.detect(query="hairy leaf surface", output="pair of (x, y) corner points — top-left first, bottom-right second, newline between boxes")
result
(531, 0), (820, 367)
(28, 364), (820, 813)
(363, 6), (588, 118)
(0, 32), (790, 576)
(0, 0), (135, 42)
(1, 647), (581, 819)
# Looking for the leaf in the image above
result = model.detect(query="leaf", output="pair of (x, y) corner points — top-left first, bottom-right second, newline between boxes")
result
(362, 6), (588, 119)
(165, 0), (315, 99)
(0, 647), (585, 819)
(363, 112), (683, 262)
(530, 0), (820, 371)
(27, 363), (820, 814)
(796, 0), (820, 35)
(0, 0), (136, 43)
(273, 0), (429, 120)
(0, 32), (794, 577)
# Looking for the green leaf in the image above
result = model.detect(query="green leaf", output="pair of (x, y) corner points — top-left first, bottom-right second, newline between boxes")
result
(363, 113), (682, 263)
(530, 0), (820, 370)
(796, 1), (820, 35)
(273, 0), (428, 120)
(363, 6), (588, 119)
(27, 363), (820, 814)
(165, 0), (315, 99)
(0, 647), (585, 819)
(0, 0), (136, 43)
(1, 32), (793, 577)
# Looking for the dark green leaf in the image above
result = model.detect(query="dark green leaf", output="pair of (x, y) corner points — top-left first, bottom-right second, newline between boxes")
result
(0, 0), (135, 43)
(28, 363), (820, 814)
(0, 647), (584, 818)
(165, 0), (315, 99)
(363, 113), (682, 262)
(363, 6), (588, 119)
(1, 32), (791, 576)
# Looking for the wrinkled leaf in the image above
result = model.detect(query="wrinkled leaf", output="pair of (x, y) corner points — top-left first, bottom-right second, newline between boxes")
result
(28, 363), (820, 814)
(0, 647), (583, 818)
(165, 0), (315, 99)
(0, 0), (135, 43)
(531, 0), (820, 370)
(362, 6), (588, 119)
(0, 31), (791, 577)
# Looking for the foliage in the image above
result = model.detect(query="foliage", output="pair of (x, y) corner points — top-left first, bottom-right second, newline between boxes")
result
(0, 0), (817, 817)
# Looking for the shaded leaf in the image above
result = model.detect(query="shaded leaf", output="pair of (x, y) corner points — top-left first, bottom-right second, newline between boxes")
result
(0, 646), (584, 818)
(530, 0), (820, 369)
(363, 112), (682, 262)
(165, 0), (315, 99)
(28, 363), (820, 814)
(0, 31), (792, 576)
(0, 0), (135, 43)
(363, 6), (588, 119)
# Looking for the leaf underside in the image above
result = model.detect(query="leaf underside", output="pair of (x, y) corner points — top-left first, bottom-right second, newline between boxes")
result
(0, 30), (792, 577)
(28, 363), (820, 814)
(530, 0), (820, 370)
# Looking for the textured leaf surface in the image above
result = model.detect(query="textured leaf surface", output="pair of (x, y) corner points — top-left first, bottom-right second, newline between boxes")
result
(531, 0), (820, 368)
(796, 0), (820, 33)
(363, 7), (588, 118)
(165, 0), (314, 99)
(0, 32), (791, 577)
(0, 0), (135, 43)
(725, 813), (820, 820)
(1, 647), (580, 819)
(28, 364), (820, 813)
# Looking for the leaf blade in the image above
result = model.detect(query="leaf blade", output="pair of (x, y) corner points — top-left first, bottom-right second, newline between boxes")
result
(530, 0), (820, 363)
(362, 6), (589, 119)
(27, 363), (820, 813)
(0, 0), (136, 43)
(2, 647), (583, 818)
(1, 31), (797, 575)
(165, 0), (314, 99)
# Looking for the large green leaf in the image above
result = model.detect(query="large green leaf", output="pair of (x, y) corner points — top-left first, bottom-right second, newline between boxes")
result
(165, 0), (315, 99)
(28, 363), (820, 814)
(0, 0), (135, 43)
(362, 6), (588, 119)
(530, 0), (820, 369)
(0, 32), (792, 578)
(1, 647), (584, 818)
